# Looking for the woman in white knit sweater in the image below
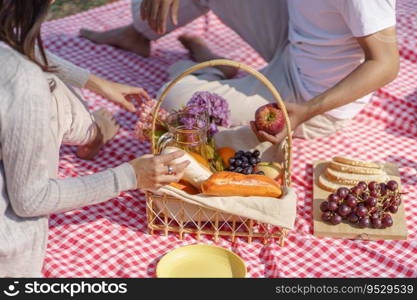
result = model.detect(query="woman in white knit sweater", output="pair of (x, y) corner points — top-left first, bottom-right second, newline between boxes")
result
(0, 0), (189, 277)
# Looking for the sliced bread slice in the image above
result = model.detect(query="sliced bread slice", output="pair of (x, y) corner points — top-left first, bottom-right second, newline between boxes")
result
(332, 156), (382, 169)
(329, 161), (385, 175)
(325, 168), (389, 186)
(318, 174), (354, 192)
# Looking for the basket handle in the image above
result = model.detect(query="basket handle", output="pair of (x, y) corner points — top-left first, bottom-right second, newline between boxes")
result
(151, 59), (292, 187)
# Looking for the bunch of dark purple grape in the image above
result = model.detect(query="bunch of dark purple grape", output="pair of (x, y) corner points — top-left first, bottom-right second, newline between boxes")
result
(225, 150), (263, 175)
(320, 180), (401, 229)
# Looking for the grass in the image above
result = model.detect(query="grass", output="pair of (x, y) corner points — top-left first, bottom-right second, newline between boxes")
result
(47, 0), (117, 20)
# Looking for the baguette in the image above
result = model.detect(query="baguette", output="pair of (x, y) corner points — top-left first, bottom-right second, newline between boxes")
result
(332, 156), (382, 169)
(329, 161), (385, 175)
(201, 172), (282, 198)
(325, 168), (389, 186)
(169, 180), (200, 195)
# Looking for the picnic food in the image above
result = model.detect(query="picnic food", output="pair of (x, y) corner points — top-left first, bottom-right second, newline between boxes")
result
(161, 147), (213, 189)
(255, 162), (284, 184)
(325, 168), (389, 186)
(332, 156), (382, 169)
(318, 156), (389, 192)
(329, 161), (384, 175)
(188, 152), (211, 169)
(201, 171), (282, 198)
(225, 149), (262, 175)
(254, 103), (285, 135)
(217, 147), (236, 168)
(320, 180), (402, 229)
(169, 181), (200, 195)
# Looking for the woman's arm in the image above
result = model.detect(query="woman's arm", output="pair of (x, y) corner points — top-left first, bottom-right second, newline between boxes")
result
(85, 74), (150, 112)
(2, 66), (188, 218)
(1, 67), (138, 217)
(45, 50), (91, 88)
(46, 51), (150, 112)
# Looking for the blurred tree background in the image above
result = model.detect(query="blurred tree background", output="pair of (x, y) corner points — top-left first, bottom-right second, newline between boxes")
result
(48, 0), (117, 20)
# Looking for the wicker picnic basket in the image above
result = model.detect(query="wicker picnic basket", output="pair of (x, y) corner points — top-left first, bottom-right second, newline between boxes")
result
(146, 59), (293, 245)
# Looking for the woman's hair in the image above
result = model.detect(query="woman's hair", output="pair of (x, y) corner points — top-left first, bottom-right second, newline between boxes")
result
(0, 0), (52, 71)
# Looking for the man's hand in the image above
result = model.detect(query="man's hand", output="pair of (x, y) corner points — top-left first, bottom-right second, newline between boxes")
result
(250, 102), (311, 144)
(86, 74), (150, 112)
(140, 0), (180, 35)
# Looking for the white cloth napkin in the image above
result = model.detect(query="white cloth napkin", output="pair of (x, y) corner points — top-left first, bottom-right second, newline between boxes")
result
(157, 185), (297, 230)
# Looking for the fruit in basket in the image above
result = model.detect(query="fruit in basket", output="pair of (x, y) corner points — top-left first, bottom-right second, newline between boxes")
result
(201, 171), (282, 198)
(161, 147), (213, 189)
(320, 180), (402, 229)
(217, 147), (236, 168)
(225, 149), (263, 175)
(254, 103), (285, 135)
(255, 162), (283, 184)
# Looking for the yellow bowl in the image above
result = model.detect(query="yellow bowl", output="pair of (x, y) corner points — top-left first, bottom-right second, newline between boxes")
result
(156, 244), (247, 278)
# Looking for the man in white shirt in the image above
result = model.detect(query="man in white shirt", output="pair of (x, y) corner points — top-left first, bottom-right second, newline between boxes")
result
(81, 0), (399, 142)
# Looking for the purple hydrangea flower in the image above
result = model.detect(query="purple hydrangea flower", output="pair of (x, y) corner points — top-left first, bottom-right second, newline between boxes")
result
(181, 117), (196, 130)
(185, 91), (231, 138)
(208, 122), (218, 137)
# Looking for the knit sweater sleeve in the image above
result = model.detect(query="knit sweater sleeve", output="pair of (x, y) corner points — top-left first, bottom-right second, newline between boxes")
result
(45, 50), (90, 88)
(0, 60), (137, 218)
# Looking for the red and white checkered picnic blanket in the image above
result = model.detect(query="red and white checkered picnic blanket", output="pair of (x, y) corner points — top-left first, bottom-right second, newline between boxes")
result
(41, 0), (417, 277)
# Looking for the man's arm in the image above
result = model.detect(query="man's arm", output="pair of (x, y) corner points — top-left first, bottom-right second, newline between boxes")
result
(302, 26), (400, 118)
(253, 27), (400, 144)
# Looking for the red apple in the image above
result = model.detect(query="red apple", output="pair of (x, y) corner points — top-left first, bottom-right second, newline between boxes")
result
(254, 104), (285, 135)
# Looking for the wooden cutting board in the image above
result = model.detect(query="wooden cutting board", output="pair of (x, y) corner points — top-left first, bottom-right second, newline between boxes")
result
(313, 161), (408, 240)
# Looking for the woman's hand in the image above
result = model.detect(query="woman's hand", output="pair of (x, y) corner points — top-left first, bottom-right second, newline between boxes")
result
(129, 150), (190, 190)
(86, 74), (150, 113)
(250, 102), (312, 144)
(140, 0), (180, 34)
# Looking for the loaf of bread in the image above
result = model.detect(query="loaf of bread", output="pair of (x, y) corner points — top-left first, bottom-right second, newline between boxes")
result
(318, 156), (387, 192)
(332, 156), (382, 169)
(325, 168), (389, 186)
(169, 180), (200, 195)
(329, 161), (384, 175)
(201, 171), (282, 198)
(318, 174), (354, 192)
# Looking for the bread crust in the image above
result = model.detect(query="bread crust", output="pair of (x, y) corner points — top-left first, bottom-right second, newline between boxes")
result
(332, 156), (382, 169)
(329, 161), (384, 175)
(201, 172), (282, 198)
(318, 174), (354, 192)
(325, 168), (389, 186)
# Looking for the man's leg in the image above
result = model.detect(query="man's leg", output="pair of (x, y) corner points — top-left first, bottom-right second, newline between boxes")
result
(211, 0), (289, 62)
(173, 0), (293, 97)
(80, 0), (209, 57)
(294, 114), (353, 140)
(182, 0), (289, 63)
